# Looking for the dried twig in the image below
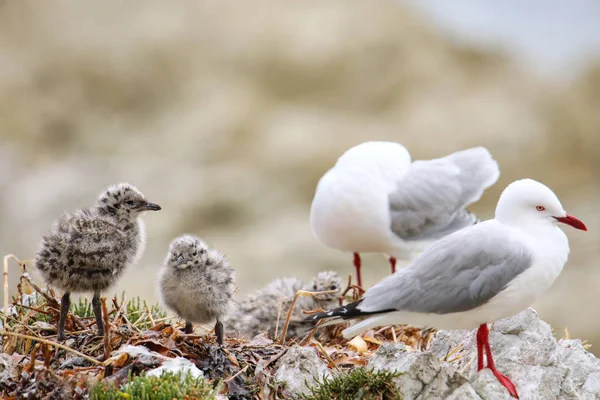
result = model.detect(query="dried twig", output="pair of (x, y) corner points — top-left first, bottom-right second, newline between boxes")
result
(224, 365), (249, 382)
(19, 273), (87, 331)
(145, 303), (155, 327)
(299, 319), (325, 346)
(264, 348), (289, 369)
(3, 254), (23, 321)
(277, 289), (337, 345)
(440, 343), (463, 362)
(0, 330), (102, 365)
(313, 339), (339, 371)
(274, 299), (285, 340)
(340, 274), (364, 302)
(101, 297), (110, 361)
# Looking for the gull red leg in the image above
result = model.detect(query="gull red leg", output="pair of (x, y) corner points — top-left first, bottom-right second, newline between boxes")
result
(389, 257), (397, 274)
(353, 252), (363, 288)
(479, 323), (519, 399)
(476, 324), (485, 371)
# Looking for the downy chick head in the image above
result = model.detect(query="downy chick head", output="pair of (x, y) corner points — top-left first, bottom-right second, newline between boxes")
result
(96, 183), (161, 222)
(310, 271), (343, 302)
(164, 235), (212, 270)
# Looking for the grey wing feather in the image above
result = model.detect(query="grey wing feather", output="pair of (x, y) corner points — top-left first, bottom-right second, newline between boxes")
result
(389, 147), (499, 241)
(358, 223), (533, 315)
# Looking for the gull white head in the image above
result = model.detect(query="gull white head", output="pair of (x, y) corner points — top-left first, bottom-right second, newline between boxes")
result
(495, 179), (587, 231)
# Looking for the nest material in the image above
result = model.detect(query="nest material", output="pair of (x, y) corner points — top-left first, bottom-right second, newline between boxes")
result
(1, 258), (437, 399)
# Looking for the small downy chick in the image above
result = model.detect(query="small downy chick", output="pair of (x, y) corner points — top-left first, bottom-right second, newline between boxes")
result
(225, 271), (343, 340)
(34, 183), (161, 340)
(158, 235), (235, 346)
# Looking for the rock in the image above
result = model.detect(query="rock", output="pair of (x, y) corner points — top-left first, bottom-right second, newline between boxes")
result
(274, 346), (330, 398)
(557, 339), (600, 399)
(470, 369), (511, 400)
(369, 342), (467, 399)
(0, 353), (18, 383)
(146, 357), (204, 379)
(428, 308), (600, 399)
(445, 382), (482, 400)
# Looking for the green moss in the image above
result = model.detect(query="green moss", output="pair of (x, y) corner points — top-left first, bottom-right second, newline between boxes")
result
(90, 371), (218, 400)
(300, 368), (402, 400)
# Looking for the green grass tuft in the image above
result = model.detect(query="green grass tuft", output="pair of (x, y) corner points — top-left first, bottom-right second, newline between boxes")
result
(300, 367), (402, 400)
(89, 371), (218, 400)
(123, 294), (167, 330)
(71, 297), (93, 318)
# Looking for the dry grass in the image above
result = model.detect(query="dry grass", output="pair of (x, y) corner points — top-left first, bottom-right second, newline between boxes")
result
(0, 253), (445, 398)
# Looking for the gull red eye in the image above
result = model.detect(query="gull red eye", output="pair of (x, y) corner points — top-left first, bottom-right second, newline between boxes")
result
(536, 206), (545, 211)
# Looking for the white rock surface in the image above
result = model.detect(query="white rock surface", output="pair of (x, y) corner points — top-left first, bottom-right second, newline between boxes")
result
(369, 342), (467, 399)
(274, 346), (331, 397)
(273, 309), (600, 399)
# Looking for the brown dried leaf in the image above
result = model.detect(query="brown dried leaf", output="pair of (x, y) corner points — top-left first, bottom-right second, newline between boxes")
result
(347, 336), (368, 354)
(222, 348), (240, 367)
(134, 339), (170, 355)
(109, 352), (129, 368)
(363, 330), (382, 345)
(334, 354), (369, 367)
(160, 325), (174, 336)
(11, 353), (27, 365)
(149, 322), (168, 332)
(33, 321), (57, 332)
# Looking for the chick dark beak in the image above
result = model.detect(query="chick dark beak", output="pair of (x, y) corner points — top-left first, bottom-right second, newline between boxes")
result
(142, 202), (162, 211)
(554, 214), (587, 231)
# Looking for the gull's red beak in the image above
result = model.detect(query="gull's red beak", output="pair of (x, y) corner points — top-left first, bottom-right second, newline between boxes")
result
(554, 214), (587, 231)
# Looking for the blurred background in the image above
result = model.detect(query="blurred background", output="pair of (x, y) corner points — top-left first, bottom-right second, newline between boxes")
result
(0, 1), (599, 351)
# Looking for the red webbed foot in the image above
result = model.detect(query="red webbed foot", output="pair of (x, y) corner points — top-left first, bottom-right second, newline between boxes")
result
(490, 369), (519, 399)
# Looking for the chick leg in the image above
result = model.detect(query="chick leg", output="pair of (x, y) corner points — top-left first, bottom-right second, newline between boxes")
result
(57, 292), (71, 341)
(92, 293), (104, 336)
(215, 319), (224, 346)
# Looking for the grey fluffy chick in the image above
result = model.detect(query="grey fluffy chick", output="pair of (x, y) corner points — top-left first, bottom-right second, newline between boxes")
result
(158, 235), (235, 346)
(34, 183), (161, 340)
(225, 271), (343, 340)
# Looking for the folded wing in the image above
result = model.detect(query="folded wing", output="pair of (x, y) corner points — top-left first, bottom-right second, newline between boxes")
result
(389, 147), (499, 241)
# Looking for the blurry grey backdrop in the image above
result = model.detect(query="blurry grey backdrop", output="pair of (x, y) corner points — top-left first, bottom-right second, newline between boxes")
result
(1, 1), (599, 351)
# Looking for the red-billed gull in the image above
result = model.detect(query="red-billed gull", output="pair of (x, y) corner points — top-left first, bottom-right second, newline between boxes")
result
(308, 178), (587, 398)
(310, 141), (499, 287)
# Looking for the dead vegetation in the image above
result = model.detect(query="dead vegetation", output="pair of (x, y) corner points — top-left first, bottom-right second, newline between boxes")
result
(1, 255), (436, 399)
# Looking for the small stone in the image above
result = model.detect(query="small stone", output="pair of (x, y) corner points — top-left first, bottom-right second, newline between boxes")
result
(0, 353), (18, 383)
(274, 346), (330, 397)
(446, 383), (483, 400)
(471, 369), (511, 400)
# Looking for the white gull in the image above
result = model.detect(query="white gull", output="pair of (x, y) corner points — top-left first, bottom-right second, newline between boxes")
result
(310, 141), (499, 287)
(308, 178), (587, 398)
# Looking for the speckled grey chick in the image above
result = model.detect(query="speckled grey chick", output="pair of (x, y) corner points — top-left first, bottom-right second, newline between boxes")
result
(34, 183), (161, 340)
(158, 235), (235, 346)
(225, 271), (343, 340)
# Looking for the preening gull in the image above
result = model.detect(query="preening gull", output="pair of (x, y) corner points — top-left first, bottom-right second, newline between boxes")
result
(310, 141), (499, 287)
(308, 178), (587, 398)
(34, 183), (161, 341)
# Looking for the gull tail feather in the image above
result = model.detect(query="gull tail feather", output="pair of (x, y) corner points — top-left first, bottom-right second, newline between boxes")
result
(342, 313), (401, 339)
